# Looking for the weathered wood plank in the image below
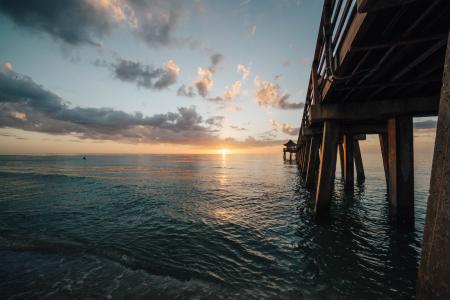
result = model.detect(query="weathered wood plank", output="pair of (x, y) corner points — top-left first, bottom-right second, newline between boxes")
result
(379, 133), (389, 187)
(343, 134), (355, 189)
(303, 125), (386, 136)
(306, 136), (321, 188)
(309, 96), (439, 123)
(354, 140), (365, 181)
(387, 116), (414, 228)
(302, 140), (311, 178)
(338, 143), (345, 178)
(357, 0), (417, 13)
(315, 120), (340, 217)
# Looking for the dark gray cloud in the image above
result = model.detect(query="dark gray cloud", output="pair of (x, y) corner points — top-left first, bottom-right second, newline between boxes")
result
(110, 58), (179, 90)
(177, 85), (196, 97)
(210, 53), (224, 71)
(131, 0), (181, 47)
(230, 125), (247, 131)
(0, 70), (215, 144)
(205, 116), (224, 128)
(0, 70), (277, 148)
(0, 0), (181, 47)
(413, 120), (437, 129)
(0, 0), (110, 46)
(278, 95), (304, 110)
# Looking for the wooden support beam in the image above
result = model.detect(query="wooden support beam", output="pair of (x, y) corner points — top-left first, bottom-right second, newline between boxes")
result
(354, 140), (365, 181)
(299, 145), (304, 168)
(387, 116), (414, 228)
(306, 136), (321, 188)
(343, 134), (355, 189)
(301, 145), (306, 168)
(303, 124), (386, 136)
(352, 134), (366, 141)
(302, 141), (311, 178)
(338, 143), (345, 178)
(357, 0), (417, 13)
(332, 78), (442, 91)
(315, 120), (340, 217)
(379, 133), (389, 187)
(309, 96), (439, 124)
(418, 32), (450, 299)
(351, 34), (448, 51)
(392, 38), (447, 81)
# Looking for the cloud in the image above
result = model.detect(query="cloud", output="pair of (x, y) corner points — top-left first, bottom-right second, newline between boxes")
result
(0, 0), (181, 47)
(413, 120), (437, 129)
(270, 119), (279, 130)
(3, 63), (13, 71)
(194, 67), (214, 97)
(210, 53), (224, 70)
(281, 123), (299, 136)
(107, 58), (179, 90)
(254, 77), (304, 110)
(0, 69), (277, 148)
(230, 125), (247, 131)
(250, 25), (256, 36)
(0, 70), (213, 144)
(223, 81), (241, 101)
(178, 53), (226, 100)
(225, 136), (283, 147)
(236, 64), (251, 81)
(131, 0), (181, 47)
(205, 116), (224, 128)
(177, 85), (196, 97)
(9, 111), (27, 121)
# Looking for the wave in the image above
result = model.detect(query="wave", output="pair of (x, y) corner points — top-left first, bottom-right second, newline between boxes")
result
(0, 234), (276, 299)
(0, 170), (89, 180)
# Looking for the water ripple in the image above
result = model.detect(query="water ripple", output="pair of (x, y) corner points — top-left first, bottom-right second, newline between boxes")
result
(0, 154), (432, 299)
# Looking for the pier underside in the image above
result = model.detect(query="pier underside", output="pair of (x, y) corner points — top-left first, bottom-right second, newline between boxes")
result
(294, 0), (449, 296)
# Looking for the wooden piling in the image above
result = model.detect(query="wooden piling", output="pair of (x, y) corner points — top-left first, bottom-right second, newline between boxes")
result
(354, 140), (365, 181)
(302, 140), (311, 178)
(298, 145), (303, 167)
(343, 134), (354, 189)
(338, 143), (345, 178)
(417, 32), (450, 299)
(379, 133), (389, 187)
(315, 120), (340, 217)
(387, 115), (414, 227)
(306, 136), (321, 188)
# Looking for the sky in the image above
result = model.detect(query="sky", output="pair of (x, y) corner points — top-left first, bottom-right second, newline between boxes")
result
(0, 0), (437, 154)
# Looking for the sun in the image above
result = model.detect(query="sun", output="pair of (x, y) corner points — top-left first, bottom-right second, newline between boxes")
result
(220, 148), (228, 155)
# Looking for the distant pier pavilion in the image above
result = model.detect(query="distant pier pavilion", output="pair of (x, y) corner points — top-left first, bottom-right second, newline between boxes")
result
(282, 140), (297, 162)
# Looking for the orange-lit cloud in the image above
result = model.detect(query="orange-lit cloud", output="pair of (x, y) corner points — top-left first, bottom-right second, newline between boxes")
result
(3, 62), (12, 71)
(254, 77), (304, 110)
(237, 64), (251, 81)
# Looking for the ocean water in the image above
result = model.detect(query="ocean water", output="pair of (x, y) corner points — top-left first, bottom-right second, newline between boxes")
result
(0, 152), (432, 299)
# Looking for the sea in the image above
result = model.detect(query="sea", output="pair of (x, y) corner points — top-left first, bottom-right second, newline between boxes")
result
(0, 150), (433, 299)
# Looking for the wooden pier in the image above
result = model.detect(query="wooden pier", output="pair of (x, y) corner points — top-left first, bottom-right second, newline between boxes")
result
(295, 0), (450, 297)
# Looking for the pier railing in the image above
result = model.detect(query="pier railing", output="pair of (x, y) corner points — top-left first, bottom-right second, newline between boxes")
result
(300, 0), (357, 136)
